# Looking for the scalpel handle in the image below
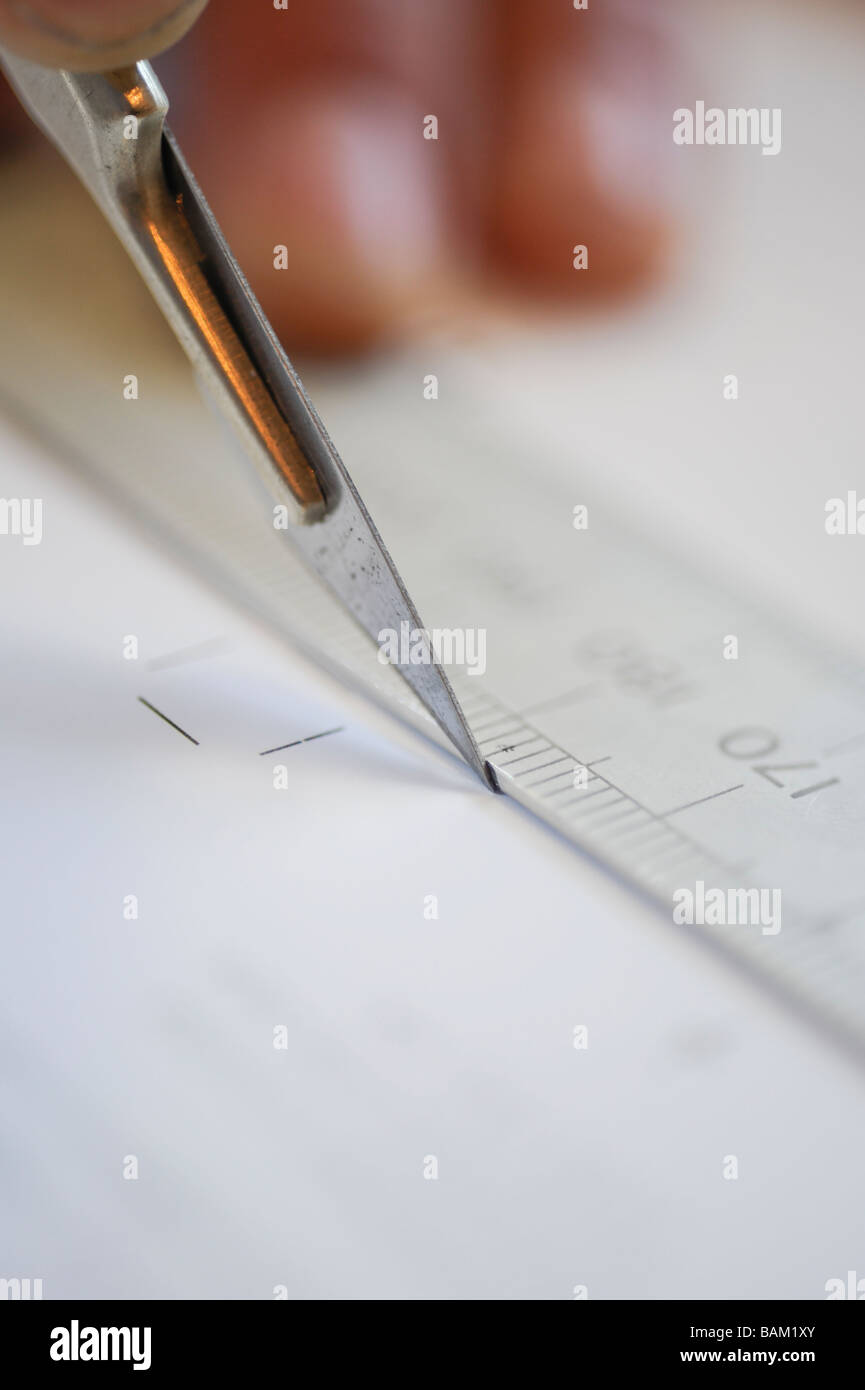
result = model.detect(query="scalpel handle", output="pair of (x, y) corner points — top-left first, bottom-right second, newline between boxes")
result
(0, 50), (325, 523)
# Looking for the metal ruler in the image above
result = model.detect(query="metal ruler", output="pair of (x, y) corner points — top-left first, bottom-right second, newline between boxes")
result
(5, 343), (865, 1060)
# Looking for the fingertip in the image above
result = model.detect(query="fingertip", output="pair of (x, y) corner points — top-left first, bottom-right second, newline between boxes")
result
(0, 0), (208, 71)
(489, 72), (673, 301)
(490, 1), (676, 300)
(185, 85), (453, 356)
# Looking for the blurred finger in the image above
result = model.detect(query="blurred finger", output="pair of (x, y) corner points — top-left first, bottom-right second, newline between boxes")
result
(170, 0), (479, 353)
(0, 0), (208, 71)
(487, 0), (674, 297)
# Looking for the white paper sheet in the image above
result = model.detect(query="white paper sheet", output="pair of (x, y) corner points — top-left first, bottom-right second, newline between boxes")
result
(1, 418), (863, 1300)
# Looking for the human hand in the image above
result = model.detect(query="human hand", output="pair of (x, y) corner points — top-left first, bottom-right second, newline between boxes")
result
(0, 0), (673, 353)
